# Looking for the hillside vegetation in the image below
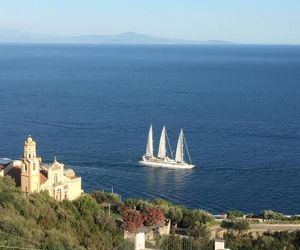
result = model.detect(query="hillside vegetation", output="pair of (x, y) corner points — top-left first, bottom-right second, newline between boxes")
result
(0, 176), (124, 249)
(2, 176), (300, 250)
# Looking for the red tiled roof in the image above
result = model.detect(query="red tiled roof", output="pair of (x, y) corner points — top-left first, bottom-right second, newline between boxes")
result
(40, 169), (48, 177)
(40, 172), (47, 184)
(6, 167), (21, 187)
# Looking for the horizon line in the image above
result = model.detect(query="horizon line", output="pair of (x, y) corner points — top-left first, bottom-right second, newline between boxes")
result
(0, 29), (299, 45)
(0, 42), (300, 46)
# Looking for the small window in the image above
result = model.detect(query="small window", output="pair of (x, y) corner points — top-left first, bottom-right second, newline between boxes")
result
(24, 165), (27, 172)
(33, 163), (36, 170)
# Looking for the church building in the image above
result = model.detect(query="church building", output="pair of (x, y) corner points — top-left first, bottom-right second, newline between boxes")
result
(2, 135), (82, 201)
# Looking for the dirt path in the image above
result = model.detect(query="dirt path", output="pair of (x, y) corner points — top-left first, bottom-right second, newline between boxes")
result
(250, 224), (300, 232)
(211, 223), (300, 237)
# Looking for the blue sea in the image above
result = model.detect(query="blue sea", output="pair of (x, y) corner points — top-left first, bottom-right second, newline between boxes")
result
(0, 44), (299, 214)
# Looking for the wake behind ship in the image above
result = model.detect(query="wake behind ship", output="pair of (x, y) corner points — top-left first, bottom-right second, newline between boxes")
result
(139, 125), (195, 169)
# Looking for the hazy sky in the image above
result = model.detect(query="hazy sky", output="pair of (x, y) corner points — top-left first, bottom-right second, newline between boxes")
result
(0, 0), (299, 44)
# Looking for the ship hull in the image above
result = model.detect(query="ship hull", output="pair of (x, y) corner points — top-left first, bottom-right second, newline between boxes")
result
(139, 158), (194, 169)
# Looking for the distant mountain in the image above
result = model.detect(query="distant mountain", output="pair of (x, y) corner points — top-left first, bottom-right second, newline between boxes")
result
(0, 29), (233, 44)
(0, 29), (59, 43)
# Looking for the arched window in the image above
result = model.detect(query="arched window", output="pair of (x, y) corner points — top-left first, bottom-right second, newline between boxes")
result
(24, 165), (27, 172)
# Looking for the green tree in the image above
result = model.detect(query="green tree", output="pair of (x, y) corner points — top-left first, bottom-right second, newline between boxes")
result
(261, 210), (284, 220)
(187, 221), (211, 241)
(180, 209), (214, 228)
(168, 206), (183, 226)
(224, 232), (253, 250)
(221, 219), (250, 234)
(227, 210), (244, 219)
(74, 194), (100, 217)
(124, 198), (152, 211)
(91, 191), (121, 205)
(232, 219), (250, 234)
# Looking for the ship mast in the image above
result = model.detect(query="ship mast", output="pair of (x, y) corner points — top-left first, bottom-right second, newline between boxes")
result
(183, 133), (192, 164)
(166, 129), (174, 159)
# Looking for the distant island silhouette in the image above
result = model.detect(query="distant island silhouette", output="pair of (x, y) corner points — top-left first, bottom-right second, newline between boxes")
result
(0, 29), (233, 44)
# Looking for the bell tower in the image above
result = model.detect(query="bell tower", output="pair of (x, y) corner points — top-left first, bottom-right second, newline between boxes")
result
(21, 135), (41, 193)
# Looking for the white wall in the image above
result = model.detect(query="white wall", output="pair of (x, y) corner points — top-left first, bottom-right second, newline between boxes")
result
(215, 240), (225, 250)
(135, 232), (145, 250)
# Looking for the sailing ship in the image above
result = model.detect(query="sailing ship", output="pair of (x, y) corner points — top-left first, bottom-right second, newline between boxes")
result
(139, 125), (195, 169)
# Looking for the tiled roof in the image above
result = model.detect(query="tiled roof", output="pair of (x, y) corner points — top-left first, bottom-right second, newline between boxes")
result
(40, 172), (47, 184)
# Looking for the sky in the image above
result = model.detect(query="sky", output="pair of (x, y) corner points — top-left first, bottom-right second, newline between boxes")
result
(0, 0), (299, 44)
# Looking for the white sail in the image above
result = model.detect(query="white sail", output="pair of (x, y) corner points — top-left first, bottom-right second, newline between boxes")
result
(157, 126), (166, 159)
(175, 129), (184, 162)
(145, 125), (153, 157)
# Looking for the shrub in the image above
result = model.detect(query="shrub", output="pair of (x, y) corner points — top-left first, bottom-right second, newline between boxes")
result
(74, 194), (100, 216)
(122, 208), (144, 232)
(232, 219), (250, 234)
(143, 207), (165, 226)
(221, 220), (234, 229)
(221, 219), (250, 234)
(187, 221), (211, 240)
(124, 199), (153, 211)
(91, 191), (121, 205)
(227, 210), (244, 219)
(167, 206), (183, 226)
(261, 210), (285, 220)
(181, 209), (214, 228)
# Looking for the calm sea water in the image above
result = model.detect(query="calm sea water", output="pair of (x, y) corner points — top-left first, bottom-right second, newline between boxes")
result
(0, 44), (300, 214)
